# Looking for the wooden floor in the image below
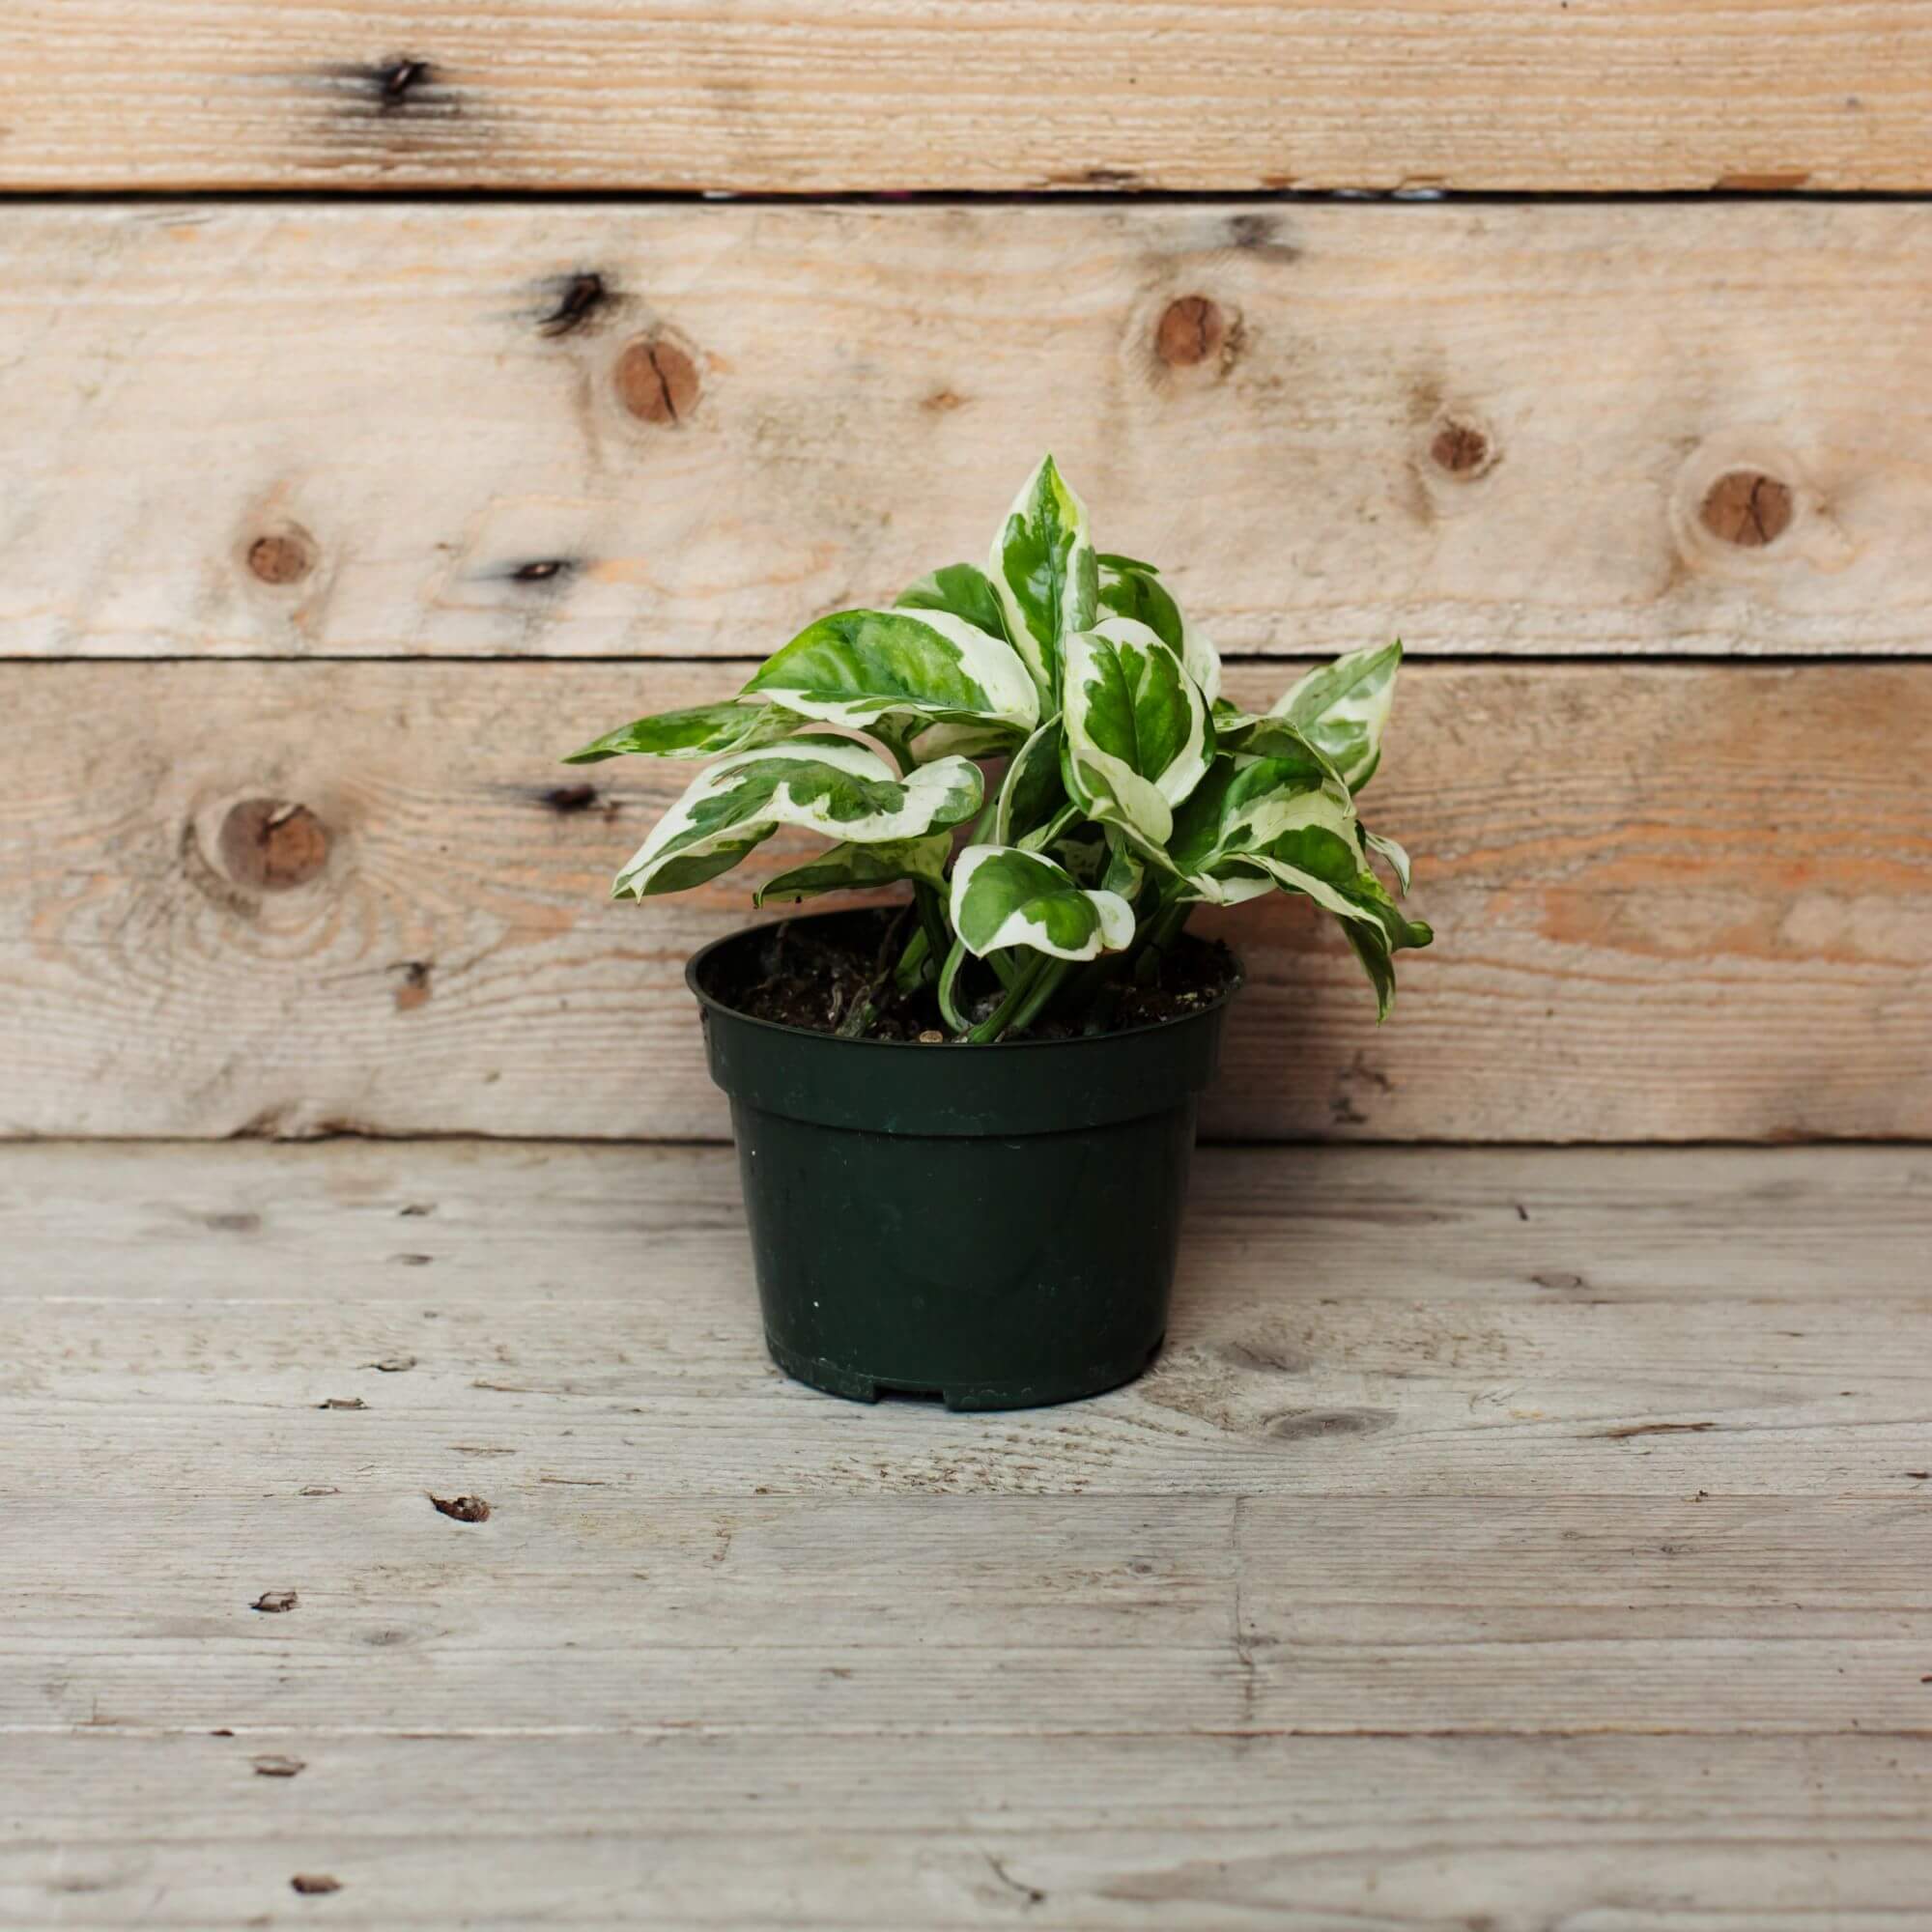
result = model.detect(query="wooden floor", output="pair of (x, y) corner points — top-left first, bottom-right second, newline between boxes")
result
(3, 1140), (1929, 1928)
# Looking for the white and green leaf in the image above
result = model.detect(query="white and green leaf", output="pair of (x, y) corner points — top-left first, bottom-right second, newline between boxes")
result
(753, 834), (953, 906)
(741, 607), (1037, 741)
(993, 717), (1068, 845)
(989, 454), (1097, 705)
(895, 561), (1009, 639)
(1098, 558), (1222, 706)
(564, 701), (810, 765)
(613, 741), (982, 900)
(1059, 617), (1214, 850)
(1267, 639), (1402, 790)
(949, 845), (1135, 963)
(1364, 828), (1412, 895)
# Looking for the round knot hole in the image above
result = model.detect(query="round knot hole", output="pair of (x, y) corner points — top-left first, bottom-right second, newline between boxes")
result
(614, 336), (699, 424)
(1430, 420), (1492, 477)
(1700, 470), (1794, 548)
(1155, 296), (1226, 369)
(246, 530), (316, 586)
(218, 800), (329, 891)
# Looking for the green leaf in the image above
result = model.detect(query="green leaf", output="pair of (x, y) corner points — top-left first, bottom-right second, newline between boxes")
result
(1094, 552), (1160, 575)
(754, 834), (953, 906)
(1059, 617), (1213, 849)
(1166, 747), (1428, 1015)
(993, 717), (1067, 844)
(1098, 559), (1222, 706)
(1267, 640), (1403, 790)
(743, 608), (1037, 740)
(949, 845), (1135, 963)
(1364, 828), (1412, 895)
(895, 562), (1009, 639)
(563, 701), (808, 765)
(989, 454), (1097, 705)
(613, 741), (982, 900)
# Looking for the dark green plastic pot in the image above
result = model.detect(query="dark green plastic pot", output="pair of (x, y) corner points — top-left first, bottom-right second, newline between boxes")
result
(688, 911), (1240, 1410)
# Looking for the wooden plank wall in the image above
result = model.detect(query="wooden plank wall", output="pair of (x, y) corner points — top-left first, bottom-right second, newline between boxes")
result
(0, 8), (1927, 1144)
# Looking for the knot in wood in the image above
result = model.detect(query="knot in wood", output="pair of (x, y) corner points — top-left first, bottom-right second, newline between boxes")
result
(1700, 469), (1794, 548)
(246, 531), (316, 585)
(217, 800), (329, 891)
(614, 335), (699, 424)
(1430, 420), (1492, 476)
(1155, 295), (1226, 368)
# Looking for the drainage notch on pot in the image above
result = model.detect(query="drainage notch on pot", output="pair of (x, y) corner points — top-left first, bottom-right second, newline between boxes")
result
(689, 910), (1241, 1411)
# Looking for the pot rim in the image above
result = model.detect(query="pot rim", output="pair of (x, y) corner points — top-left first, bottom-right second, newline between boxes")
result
(684, 907), (1244, 1053)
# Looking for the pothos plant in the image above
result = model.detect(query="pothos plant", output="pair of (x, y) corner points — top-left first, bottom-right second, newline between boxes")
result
(567, 457), (1431, 1043)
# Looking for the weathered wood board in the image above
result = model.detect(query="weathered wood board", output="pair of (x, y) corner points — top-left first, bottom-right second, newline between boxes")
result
(3, 1140), (1930, 1924)
(3, 202), (1930, 661)
(0, 2), (1925, 193)
(5, 659), (1928, 1142)
(7, 665), (1924, 1144)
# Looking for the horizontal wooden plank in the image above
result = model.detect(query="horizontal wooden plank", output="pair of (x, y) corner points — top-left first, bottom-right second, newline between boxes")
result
(4, 660), (1930, 1141)
(9, 1735), (1930, 1930)
(6, 1492), (1932, 1738)
(12, 1141), (1928, 1304)
(4, 202), (1932, 661)
(0, 4), (1926, 193)
(3, 1144), (1929, 1500)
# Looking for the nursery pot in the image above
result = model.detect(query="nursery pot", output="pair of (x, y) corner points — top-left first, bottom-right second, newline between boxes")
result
(688, 911), (1241, 1410)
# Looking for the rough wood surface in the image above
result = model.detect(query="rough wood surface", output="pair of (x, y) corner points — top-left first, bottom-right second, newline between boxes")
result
(5, 659), (1929, 1143)
(3, 201), (1930, 662)
(3, 1140), (1929, 1926)
(0, 2), (1926, 193)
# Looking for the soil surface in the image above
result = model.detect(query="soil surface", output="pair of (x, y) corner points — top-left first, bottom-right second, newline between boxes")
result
(699, 907), (1239, 1042)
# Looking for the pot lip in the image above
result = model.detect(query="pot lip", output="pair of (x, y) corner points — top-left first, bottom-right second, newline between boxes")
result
(684, 909), (1244, 1052)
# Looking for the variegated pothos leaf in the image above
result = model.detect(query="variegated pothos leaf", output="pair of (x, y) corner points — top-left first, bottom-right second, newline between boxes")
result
(564, 701), (810, 765)
(989, 455), (1096, 706)
(613, 741), (982, 899)
(1098, 558), (1223, 706)
(1059, 617), (1213, 850)
(742, 608), (1037, 742)
(754, 834), (954, 906)
(895, 562), (1009, 640)
(993, 717), (1067, 845)
(1267, 640), (1402, 790)
(949, 845), (1135, 962)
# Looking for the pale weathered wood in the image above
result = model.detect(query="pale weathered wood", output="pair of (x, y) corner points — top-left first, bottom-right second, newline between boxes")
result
(4, 1141), (1931, 1924)
(0, 2), (1926, 193)
(8, 1735), (1930, 1929)
(3, 1144), (1929, 1505)
(4, 660), (1929, 1141)
(3, 202), (1931, 662)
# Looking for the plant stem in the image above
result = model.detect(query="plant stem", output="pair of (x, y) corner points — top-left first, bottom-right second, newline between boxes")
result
(911, 882), (952, 970)
(1016, 803), (1082, 853)
(936, 935), (974, 1034)
(965, 954), (1048, 1043)
(892, 924), (930, 995)
(1000, 957), (1076, 1037)
(1131, 900), (1192, 984)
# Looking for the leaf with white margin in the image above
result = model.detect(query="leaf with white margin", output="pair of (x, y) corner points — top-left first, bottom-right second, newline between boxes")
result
(895, 561), (1009, 640)
(989, 455), (1097, 703)
(1364, 828), (1412, 895)
(1267, 639), (1403, 790)
(1167, 749), (1428, 1015)
(564, 701), (810, 765)
(1099, 558), (1222, 706)
(741, 608), (1037, 739)
(993, 717), (1067, 844)
(754, 834), (953, 906)
(949, 845), (1135, 963)
(907, 719), (1024, 765)
(613, 741), (981, 900)
(1059, 618), (1214, 849)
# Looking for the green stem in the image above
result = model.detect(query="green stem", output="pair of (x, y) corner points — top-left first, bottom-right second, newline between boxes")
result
(965, 954), (1048, 1044)
(891, 925), (930, 995)
(1000, 957), (1076, 1037)
(911, 882), (952, 969)
(1131, 900), (1192, 984)
(936, 935), (974, 1034)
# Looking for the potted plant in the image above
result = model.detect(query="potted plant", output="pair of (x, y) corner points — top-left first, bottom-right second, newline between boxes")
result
(567, 457), (1430, 1409)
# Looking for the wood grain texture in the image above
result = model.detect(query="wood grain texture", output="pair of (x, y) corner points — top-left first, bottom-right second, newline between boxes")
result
(3, 201), (1930, 662)
(9, 1734), (1931, 1928)
(3, 1139), (1929, 1924)
(2, 1143), (1928, 1503)
(5, 659), (1929, 1142)
(0, 2), (1926, 192)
